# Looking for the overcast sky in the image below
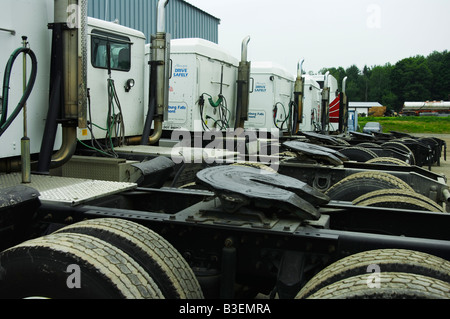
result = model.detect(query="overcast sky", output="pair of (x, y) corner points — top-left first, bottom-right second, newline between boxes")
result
(185, 0), (450, 76)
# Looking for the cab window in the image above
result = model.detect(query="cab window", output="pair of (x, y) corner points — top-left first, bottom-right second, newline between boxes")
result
(91, 30), (131, 72)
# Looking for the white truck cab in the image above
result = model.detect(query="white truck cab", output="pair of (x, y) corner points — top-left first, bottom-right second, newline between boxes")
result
(84, 18), (146, 141)
(245, 61), (294, 132)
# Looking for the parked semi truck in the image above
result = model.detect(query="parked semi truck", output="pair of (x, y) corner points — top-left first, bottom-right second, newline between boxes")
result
(0, 0), (449, 300)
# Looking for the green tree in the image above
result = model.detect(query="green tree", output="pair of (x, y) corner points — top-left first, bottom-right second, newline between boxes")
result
(427, 51), (445, 99)
(345, 65), (364, 101)
(381, 92), (398, 113)
(318, 50), (449, 113)
(391, 55), (433, 111)
(441, 51), (450, 100)
(321, 67), (347, 91)
(368, 64), (391, 103)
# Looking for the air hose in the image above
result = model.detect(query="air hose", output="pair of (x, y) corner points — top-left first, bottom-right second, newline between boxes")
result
(0, 47), (37, 137)
(273, 102), (290, 130)
(208, 94), (223, 108)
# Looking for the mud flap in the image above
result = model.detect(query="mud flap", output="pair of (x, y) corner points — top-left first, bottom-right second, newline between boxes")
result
(0, 186), (41, 251)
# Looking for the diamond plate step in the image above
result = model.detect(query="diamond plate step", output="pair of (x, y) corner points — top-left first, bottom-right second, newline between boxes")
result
(0, 173), (137, 206)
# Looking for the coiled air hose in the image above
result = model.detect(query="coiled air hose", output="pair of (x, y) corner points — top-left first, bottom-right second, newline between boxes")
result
(0, 47), (37, 137)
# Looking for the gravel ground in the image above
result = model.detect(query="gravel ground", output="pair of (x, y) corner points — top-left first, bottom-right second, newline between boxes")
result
(412, 134), (450, 185)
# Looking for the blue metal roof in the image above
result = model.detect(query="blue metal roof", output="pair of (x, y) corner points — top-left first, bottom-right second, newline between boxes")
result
(88, 0), (220, 43)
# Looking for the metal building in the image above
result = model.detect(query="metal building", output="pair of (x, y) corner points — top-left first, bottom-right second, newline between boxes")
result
(88, 0), (220, 43)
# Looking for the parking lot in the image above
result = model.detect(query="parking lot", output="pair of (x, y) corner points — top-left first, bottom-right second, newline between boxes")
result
(415, 134), (450, 185)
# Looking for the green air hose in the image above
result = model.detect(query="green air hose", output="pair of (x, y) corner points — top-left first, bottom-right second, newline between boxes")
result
(1, 47), (38, 136)
(208, 94), (223, 108)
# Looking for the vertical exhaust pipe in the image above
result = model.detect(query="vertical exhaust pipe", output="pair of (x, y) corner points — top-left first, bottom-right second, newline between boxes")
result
(234, 36), (251, 129)
(320, 71), (330, 135)
(131, 0), (170, 146)
(157, 0), (169, 33)
(37, 0), (88, 174)
(241, 36), (251, 63)
(340, 76), (349, 134)
(292, 59), (304, 135)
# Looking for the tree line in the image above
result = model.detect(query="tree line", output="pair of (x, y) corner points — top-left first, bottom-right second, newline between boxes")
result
(320, 50), (450, 113)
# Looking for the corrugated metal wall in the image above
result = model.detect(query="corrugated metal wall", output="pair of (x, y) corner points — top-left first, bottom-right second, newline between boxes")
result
(88, 0), (220, 43)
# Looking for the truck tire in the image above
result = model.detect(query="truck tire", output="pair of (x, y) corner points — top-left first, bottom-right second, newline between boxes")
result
(54, 218), (204, 299)
(419, 137), (439, 148)
(353, 189), (444, 212)
(296, 249), (450, 299)
(356, 195), (441, 212)
(0, 232), (164, 299)
(231, 162), (278, 173)
(336, 138), (350, 146)
(273, 151), (298, 159)
(339, 147), (378, 162)
(357, 142), (380, 148)
(306, 272), (450, 299)
(382, 141), (416, 165)
(324, 172), (414, 201)
(366, 157), (410, 166)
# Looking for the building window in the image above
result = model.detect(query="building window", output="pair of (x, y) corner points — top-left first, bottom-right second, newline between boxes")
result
(91, 30), (131, 72)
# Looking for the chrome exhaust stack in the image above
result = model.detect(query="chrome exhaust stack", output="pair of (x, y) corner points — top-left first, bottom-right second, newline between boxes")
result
(292, 59), (305, 135)
(234, 36), (251, 129)
(53, 0), (88, 127)
(36, 0), (87, 174)
(320, 71), (330, 135)
(340, 76), (349, 134)
(135, 0), (171, 145)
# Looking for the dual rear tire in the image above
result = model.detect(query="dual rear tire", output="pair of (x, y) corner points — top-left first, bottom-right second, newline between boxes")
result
(0, 218), (203, 299)
(296, 249), (450, 299)
(325, 171), (414, 202)
(324, 171), (443, 212)
(306, 272), (450, 299)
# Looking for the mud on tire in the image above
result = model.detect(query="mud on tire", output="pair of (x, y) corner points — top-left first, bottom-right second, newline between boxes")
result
(352, 189), (444, 212)
(0, 232), (164, 299)
(306, 272), (450, 299)
(366, 157), (410, 166)
(55, 218), (204, 299)
(296, 249), (450, 299)
(324, 172), (413, 201)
